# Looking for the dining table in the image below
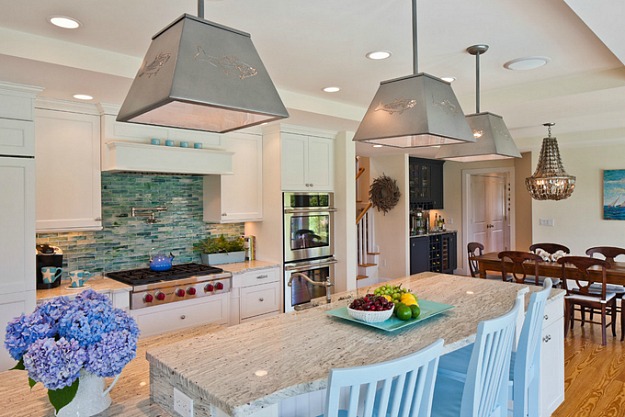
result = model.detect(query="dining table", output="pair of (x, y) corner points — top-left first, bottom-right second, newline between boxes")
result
(475, 252), (625, 286)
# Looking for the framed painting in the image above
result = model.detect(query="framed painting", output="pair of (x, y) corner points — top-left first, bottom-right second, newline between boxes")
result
(603, 169), (625, 220)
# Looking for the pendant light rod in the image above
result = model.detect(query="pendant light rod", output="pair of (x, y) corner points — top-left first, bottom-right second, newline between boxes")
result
(198, 0), (204, 19)
(467, 44), (489, 113)
(544, 122), (555, 136)
(412, 0), (418, 74)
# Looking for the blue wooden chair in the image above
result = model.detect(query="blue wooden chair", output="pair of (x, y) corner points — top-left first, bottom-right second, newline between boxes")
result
(433, 281), (552, 417)
(322, 339), (444, 417)
(510, 278), (552, 417)
(430, 298), (521, 417)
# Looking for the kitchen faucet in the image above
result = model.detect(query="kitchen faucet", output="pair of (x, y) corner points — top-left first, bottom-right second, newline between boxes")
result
(287, 272), (333, 304)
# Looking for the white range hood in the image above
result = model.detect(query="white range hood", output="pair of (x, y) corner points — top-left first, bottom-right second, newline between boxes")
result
(102, 141), (233, 175)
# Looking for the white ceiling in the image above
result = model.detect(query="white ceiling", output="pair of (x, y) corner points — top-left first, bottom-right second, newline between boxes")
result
(0, 0), (624, 157)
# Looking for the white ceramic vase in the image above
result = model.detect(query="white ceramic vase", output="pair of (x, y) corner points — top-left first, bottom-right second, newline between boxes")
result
(55, 370), (120, 417)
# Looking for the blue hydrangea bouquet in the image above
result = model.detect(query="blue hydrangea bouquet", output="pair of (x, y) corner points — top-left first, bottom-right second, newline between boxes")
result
(4, 289), (139, 413)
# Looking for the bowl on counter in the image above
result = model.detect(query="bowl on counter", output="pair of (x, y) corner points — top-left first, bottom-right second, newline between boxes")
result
(347, 305), (394, 323)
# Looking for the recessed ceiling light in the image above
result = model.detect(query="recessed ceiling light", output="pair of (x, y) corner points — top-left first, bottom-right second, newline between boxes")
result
(48, 16), (81, 29)
(323, 86), (340, 93)
(504, 56), (550, 71)
(372, 144), (384, 148)
(366, 51), (392, 60)
(441, 76), (456, 83)
(73, 94), (93, 101)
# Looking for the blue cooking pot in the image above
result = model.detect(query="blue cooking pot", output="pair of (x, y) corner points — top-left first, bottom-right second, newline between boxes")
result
(149, 250), (175, 271)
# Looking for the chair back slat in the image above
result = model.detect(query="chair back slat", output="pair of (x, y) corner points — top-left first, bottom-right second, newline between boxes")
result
(558, 256), (609, 299)
(324, 339), (444, 417)
(513, 279), (553, 417)
(461, 298), (521, 417)
(585, 246), (625, 266)
(529, 243), (570, 255)
(468, 242), (485, 277)
(499, 251), (542, 284)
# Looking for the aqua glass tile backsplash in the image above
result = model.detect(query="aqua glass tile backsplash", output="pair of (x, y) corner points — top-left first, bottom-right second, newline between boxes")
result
(36, 172), (243, 275)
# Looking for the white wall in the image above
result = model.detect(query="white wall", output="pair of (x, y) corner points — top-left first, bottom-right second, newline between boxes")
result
(370, 154), (410, 279)
(531, 142), (625, 255)
(333, 131), (357, 292)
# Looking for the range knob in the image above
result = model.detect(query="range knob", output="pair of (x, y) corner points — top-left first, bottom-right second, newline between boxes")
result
(204, 283), (214, 293)
(143, 293), (154, 303)
(155, 291), (166, 301)
(175, 288), (186, 297)
(187, 287), (197, 296)
(215, 282), (224, 291)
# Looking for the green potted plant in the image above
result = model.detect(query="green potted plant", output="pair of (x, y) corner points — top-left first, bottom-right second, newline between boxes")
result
(194, 235), (246, 265)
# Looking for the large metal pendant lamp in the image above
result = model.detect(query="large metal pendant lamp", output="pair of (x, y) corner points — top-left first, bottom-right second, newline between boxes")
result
(525, 123), (576, 200)
(436, 44), (521, 162)
(352, 0), (475, 148)
(117, 0), (288, 133)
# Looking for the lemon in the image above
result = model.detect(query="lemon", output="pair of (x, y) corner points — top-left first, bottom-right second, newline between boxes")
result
(382, 295), (392, 302)
(400, 293), (418, 306)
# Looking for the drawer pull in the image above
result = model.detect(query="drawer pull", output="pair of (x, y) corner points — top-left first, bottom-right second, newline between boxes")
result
(543, 334), (551, 343)
(256, 274), (268, 279)
(544, 314), (549, 320)
(259, 298), (264, 302)
(180, 315), (186, 320)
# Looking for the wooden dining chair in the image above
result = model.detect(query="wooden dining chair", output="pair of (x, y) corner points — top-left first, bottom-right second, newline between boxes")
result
(499, 251), (544, 285)
(584, 246), (625, 323)
(529, 243), (570, 256)
(430, 299), (521, 417)
(467, 242), (502, 281)
(558, 256), (617, 346)
(323, 339), (444, 417)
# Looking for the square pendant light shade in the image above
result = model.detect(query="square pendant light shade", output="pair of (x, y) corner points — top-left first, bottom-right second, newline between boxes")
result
(436, 112), (521, 162)
(117, 14), (288, 133)
(353, 73), (475, 148)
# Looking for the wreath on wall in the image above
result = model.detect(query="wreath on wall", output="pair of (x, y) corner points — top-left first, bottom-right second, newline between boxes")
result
(369, 174), (401, 214)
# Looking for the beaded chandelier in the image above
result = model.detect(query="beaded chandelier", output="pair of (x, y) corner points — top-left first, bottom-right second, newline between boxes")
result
(525, 123), (576, 201)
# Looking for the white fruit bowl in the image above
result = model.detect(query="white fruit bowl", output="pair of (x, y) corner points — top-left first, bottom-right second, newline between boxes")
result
(347, 305), (394, 323)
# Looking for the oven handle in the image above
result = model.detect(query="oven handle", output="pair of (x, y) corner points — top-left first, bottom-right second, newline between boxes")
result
(284, 257), (338, 272)
(284, 208), (337, 214)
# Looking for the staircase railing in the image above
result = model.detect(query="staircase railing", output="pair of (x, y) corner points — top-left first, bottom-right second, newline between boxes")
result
(356, 203), (375, 267)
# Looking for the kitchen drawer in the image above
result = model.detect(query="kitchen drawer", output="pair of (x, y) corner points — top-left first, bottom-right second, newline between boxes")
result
(131, 294), (229, 337)
(235, 268), (280, 288)
(240, 310), (279, 324)
(542, 295), (564, 326)
(240, 282), (280, 320)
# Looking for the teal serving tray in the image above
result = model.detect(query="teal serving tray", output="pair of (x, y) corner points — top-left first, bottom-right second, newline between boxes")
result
(326, 299), (454, 332)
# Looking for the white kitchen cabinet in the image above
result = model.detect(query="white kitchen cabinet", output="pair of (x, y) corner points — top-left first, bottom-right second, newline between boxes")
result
(203, 132), (263, 223)
(230, 266), (280, 324)
(281, 132), (334, 191)
(0, 82), (39, 370)
(130, 294), (229, 337)
(539, 295), (565, 417)
(35, 101), (102, 232)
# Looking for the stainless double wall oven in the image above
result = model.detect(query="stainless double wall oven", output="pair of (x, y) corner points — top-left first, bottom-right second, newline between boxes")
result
(283, 192), (336, 312)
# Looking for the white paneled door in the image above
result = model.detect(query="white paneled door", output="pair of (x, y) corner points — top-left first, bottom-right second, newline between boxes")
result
(464, 168), (513, 264)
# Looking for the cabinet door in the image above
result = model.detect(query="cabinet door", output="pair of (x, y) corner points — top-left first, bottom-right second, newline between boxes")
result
(35, 109), (102, 232)
(204, 133), (263, 223)
(307, 136), (334, 191)
(0, 119), (34, 157)
(539, 299), (565, 416)
(0, 157), (35, 295)
(409, 158), (444, 209)
(281, 133), (308, 190)
(0, 293), (36, 369)
(410, 237), (430, 274)
(429, 160), (444, 209)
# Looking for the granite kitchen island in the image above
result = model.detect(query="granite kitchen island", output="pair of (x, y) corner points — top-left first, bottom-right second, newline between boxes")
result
(147, 272), (565, 417)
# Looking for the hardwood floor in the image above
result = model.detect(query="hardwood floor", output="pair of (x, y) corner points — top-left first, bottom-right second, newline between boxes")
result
(553, 322), (625, 417)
